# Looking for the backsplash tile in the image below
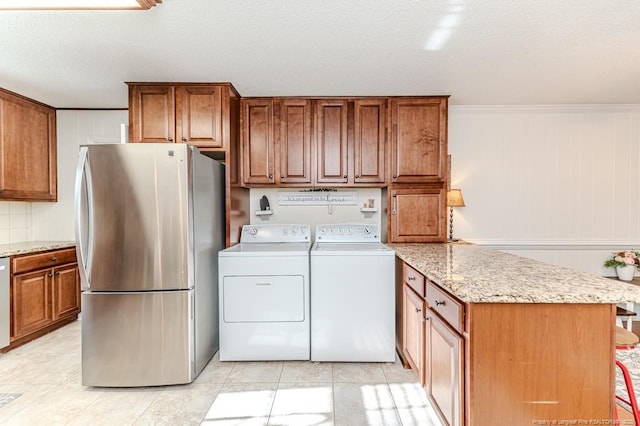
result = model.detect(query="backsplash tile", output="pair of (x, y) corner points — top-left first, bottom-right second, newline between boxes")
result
(0, 201), (32, 244)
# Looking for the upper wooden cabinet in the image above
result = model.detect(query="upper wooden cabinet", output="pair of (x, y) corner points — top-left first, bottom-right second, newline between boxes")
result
(277, 99), (312, 184)
(128, 83), (236, 149)
(389, 186), (446, 243)
(0, 88), (57, 201)
(354, 99), (386, 185)
(241, 97), (387, 187)
(315, 100), (348, 185)
(241, 99), (275, 185)
(241, 98), (314, 186)
(390, 97), (448, 183)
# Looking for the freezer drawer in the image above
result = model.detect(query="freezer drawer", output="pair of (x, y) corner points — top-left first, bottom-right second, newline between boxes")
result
(82, 290), (193, 387)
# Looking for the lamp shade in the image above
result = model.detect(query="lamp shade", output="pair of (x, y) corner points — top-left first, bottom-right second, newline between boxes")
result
(446, 189), (465, 207)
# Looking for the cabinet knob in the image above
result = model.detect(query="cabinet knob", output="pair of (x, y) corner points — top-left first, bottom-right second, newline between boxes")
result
(281, 175), (284, 179)
(55, 271), (60, 276)
(268, 174), (273, 179)
(435, 300), (446, 306)
(48, 273), (53, 277)
(355, 175), (360, 179)
(51, 256), (57, 261)
(343, 175), (347, 179)
(393, 175), (397, 178)
(168, 137), (173, 142)
(182, 137), (187, 142)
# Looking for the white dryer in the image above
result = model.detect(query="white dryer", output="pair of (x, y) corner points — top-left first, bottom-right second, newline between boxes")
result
(218, 224), (311, 361)
(311, 223), (395, 362)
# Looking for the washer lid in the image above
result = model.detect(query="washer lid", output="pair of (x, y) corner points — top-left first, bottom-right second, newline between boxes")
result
(311, 242), (395, 255)
(219, 242), (312, 257)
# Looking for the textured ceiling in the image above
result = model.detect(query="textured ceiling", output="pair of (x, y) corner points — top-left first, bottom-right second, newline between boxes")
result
(0, 0), (639, 108)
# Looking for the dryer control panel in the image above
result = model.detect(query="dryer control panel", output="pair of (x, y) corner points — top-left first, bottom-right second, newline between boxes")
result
(240, 224), (310, 243)
(315, 224), (380, 242)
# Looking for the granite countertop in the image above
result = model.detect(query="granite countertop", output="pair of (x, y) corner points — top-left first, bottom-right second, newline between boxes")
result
(0, 241), (76, 257)
(389, 243), (640, 304)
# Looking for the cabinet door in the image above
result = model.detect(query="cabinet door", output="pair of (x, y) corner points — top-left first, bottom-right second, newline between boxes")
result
(426, 309), (463, 426)
(128, 85), (175, 143)
(390, 98), (447, 183)
(0, 89), (57, 201)
(390, 187), (446, 243)
(11, 269), (52, 339)
(176, 85), (223, 148)
(315, 100), (348, 185)
(403, 284), (425, 382)
(52, 264), (80, 320)
(241, 99), (275, 184)
(277, 99), (312, 184)
(354, 99), (386, 184)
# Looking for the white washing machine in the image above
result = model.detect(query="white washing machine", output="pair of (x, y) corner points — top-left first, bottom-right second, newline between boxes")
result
(311, 223), (395, 362)
(218, 224), (311, 361)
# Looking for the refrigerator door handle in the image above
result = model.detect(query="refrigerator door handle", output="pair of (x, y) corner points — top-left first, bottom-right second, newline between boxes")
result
(74, 146), (93, 289)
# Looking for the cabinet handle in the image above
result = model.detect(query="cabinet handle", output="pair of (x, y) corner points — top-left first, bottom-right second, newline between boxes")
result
(407, 276), (415, 281)
(415, 307), (421, 313)
(355, 175), (360, 179)
(435, 300), (446, 306)
(392, 194), (397, 214)
(423, 316), (430, 322)
(182, 137), (187, 142)
(168, 137), (173, 142)
(51, 256), (57, 261)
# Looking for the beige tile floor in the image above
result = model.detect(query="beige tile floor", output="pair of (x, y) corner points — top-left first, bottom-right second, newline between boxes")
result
(0, 320), (443, 425)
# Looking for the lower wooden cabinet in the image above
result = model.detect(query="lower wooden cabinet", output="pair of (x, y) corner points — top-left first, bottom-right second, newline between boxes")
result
(12, 269), (53, 338)
(400, 261), (463, 426)
(403, 285), (424, 375)
(7, 248), (80, 350)
(425, 307), (463, 426)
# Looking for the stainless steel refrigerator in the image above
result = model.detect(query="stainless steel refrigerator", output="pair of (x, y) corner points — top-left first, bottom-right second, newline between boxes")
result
(74, 143), (225, 387)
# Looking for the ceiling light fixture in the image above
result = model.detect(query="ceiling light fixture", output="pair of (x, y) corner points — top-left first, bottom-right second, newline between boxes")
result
(0, 0), (161, 10)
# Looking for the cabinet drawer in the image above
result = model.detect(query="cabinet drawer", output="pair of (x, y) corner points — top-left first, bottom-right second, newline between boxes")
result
(403, 264), (425, 297)
(426, 280), (464, 333)
(13, 248), (76, 274)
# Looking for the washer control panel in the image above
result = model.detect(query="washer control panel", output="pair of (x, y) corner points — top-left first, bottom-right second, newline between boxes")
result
(315, 224), (380, 242)
(240, 224), (310, 243)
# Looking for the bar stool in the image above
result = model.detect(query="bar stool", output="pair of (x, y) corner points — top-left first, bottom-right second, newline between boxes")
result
(615, 326), (640, 423)
(617, 306), (637, 332)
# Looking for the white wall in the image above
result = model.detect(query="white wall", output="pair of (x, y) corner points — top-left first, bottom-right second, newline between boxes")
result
(449, 105), (640, 276)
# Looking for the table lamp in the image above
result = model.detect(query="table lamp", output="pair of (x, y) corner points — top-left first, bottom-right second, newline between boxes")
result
(446, 189), (465, 242)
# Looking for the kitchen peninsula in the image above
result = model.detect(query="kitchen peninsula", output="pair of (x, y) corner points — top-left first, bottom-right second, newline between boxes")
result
(391, 242), (640, 426)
